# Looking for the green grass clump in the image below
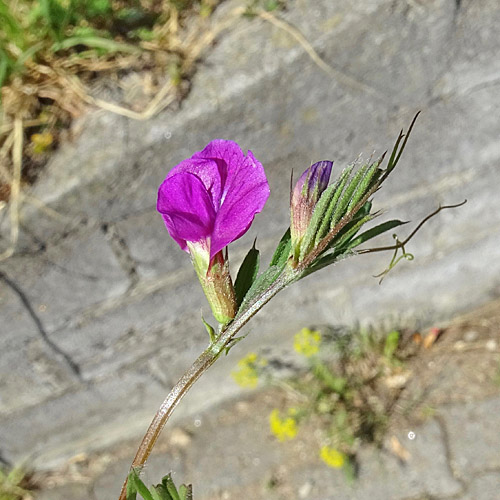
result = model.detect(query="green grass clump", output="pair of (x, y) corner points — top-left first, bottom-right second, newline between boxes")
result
(0, 0), (220, 203)
(0, 465), (34, 500)
(234, 324), (417, 480)
(0, 0), (222, 88)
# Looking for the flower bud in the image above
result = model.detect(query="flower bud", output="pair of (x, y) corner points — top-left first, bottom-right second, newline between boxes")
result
(290, 160), (333, 258)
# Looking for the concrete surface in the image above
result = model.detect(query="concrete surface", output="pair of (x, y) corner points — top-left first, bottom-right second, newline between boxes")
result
(1, 0), (499, 473)
(33, 307), (500, 500)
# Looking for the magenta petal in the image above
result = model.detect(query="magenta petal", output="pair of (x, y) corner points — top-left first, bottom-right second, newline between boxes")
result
(157, 171), (216, 250)
(210, 148), (270, 257)
(157, 140), (270, 258)
(166, 156), (225, 209)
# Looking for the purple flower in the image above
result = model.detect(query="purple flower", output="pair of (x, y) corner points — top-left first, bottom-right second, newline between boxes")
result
(290, 160), (333, 248)
(157, 140), (270, 263)
(157, 140), (269, 325)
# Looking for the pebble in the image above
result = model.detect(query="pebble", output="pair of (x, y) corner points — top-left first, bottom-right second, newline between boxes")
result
(169, 427), (192, 448)
(384, 372), (411, 389)
(486, 339), (498, 351)
(464, 330), (478, 342)
(299, 481), (313, 498)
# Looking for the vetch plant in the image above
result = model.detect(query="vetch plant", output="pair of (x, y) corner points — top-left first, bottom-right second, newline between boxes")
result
(119, 114), (465, 499)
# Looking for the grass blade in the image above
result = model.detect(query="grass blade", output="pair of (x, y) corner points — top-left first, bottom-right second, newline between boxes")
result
(0, 0), (25, 47)
(52, 36), (141, 53)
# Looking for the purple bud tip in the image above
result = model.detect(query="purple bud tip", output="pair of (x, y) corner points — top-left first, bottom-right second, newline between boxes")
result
(297, 160), (333, 200)
(290, 160), (333, 249)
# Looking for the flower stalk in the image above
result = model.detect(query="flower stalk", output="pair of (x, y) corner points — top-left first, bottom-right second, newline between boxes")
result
(118, 268), (297, 500)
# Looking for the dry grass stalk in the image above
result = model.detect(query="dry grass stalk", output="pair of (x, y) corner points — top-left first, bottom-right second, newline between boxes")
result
(259, 10), (383, 98)
(0, 118), (22, 262)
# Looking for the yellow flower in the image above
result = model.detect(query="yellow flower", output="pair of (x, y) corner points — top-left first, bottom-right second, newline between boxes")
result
(319, 446), (345, 468)
(31, 132), (53, 154)
(293, 328), (321, 357)
(269, 409), (298, 441)
(231, 352), (267, 388)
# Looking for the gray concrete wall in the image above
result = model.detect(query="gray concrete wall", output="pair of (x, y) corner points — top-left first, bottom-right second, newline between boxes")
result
(1, 0), (499, 469)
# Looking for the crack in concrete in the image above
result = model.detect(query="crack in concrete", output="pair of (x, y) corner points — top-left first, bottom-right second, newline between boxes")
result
(105, 205), (157, 225)
(434, 414), (469, 496)
(87, 481), (99, 500)
(452, 0), (464, 27)
(423, 0), (465, 105)
(0, 271), (83, 382)
(25, 216), (90, 250)
(123, 114), (131, 156)
(39, 256), (104, 281)
(101, 223), (140, 290)
(0, 222), (47, 257)
(53, 264), (194, 333)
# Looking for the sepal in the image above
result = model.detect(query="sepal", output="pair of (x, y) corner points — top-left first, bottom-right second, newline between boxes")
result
(193, 250), (237, 325)
(234, 240), (260, 307)
(269, 228), (291, 268)
(201, 314), (216, 344)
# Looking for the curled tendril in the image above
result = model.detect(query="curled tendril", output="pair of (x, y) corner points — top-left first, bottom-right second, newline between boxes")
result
(373, 234), (414, 284)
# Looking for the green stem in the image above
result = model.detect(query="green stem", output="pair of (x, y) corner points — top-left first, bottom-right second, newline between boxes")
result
(118, 270), (296, 500)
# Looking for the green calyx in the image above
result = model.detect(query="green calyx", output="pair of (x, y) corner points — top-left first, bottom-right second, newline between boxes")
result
(189, 245), (237, 326)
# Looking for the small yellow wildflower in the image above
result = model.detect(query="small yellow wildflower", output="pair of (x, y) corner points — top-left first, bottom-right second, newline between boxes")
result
(269, 408), (298, 441)
(231, 352), (267, 388)
(31, 131), (53, 154)
(293, 327), (321, 357)
(320, 445), (345, 468)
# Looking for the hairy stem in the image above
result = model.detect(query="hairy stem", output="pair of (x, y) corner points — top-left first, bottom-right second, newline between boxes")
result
(118, 270), (296, 500)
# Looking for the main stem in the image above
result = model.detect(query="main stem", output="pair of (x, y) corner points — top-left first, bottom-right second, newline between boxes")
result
(118, 271), (295, 500)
